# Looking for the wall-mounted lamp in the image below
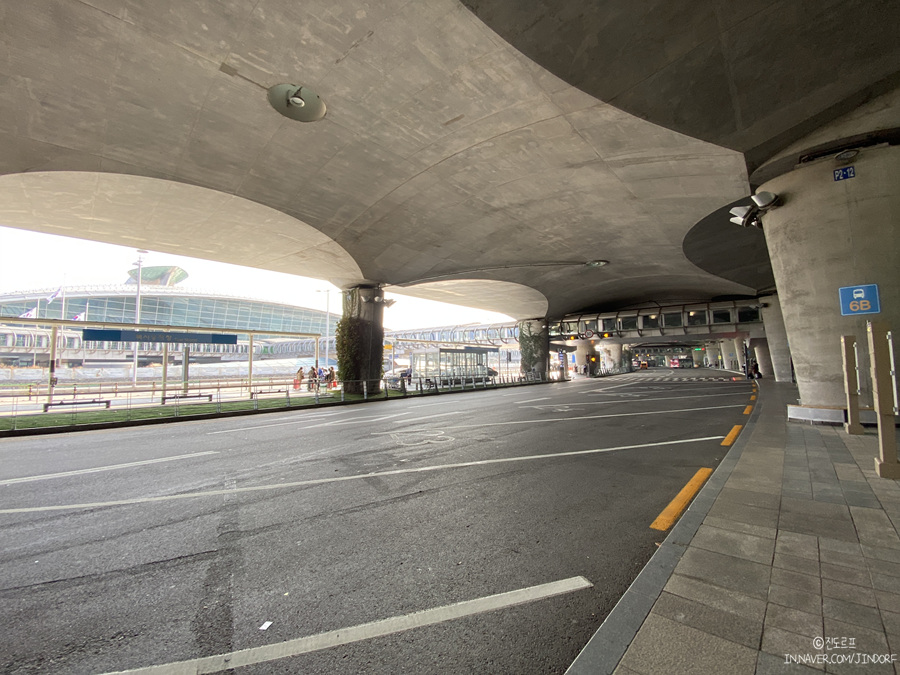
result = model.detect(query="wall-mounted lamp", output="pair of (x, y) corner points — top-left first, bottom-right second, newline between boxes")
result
(729, 191), (781, 228)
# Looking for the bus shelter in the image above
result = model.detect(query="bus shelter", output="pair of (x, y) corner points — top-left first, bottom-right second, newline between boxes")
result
(409, 347), (499, 387)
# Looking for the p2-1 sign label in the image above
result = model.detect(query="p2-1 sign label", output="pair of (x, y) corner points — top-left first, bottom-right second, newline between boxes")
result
(839, 285), (880, 316)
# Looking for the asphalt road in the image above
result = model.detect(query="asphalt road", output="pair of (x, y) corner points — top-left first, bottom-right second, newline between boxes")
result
(0, 368), (754, 674)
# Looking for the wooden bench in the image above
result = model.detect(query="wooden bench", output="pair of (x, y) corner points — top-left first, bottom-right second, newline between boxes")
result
(43, 399), (111, 412)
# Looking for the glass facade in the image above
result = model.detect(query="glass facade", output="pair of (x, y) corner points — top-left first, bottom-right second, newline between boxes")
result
(0, 287), (338, 336)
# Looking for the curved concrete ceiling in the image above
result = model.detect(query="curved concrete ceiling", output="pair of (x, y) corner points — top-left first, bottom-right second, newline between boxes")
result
(2, 2), (889, 320)
(386, 279), (547, 320)
(0, 172), (364, 286)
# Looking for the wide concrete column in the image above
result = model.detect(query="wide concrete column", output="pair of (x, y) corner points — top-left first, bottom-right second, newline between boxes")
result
(600, 343), (623, 370)
(749, 338), (774, 378)
(758, 125), (900, 407)
(733, 338), (747, 373)
(517, 320), (550, 378)
(574, 343), (597, 375)
(760, 295), (793, 382)
(341, 286), (385, 393)
(705, 344), (720, 368)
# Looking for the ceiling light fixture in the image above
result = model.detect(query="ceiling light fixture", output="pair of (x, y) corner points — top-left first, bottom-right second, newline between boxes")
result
(267, 84), (326, 122)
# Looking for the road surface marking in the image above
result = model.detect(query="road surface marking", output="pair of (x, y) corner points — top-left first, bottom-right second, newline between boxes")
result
(524, 392), (749, 409)
(721, 425), (743, 446)
(436, 404), (746, 430)
(518, 397), (551, 404)
(392, 411), (462, 423)
(101, 576), (593, 674)
(0, 451), (219, 486)
(743, 405), (753, 415)
(650, 468), (714, 531)
(750, 395), (757, 400)
(207, 411), (348, 434)
(0, 436), (724, 514)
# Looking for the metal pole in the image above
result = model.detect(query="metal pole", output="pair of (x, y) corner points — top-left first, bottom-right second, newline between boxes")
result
(161, 343), (169, 404)
(248, 334), (254, 393)
(47, 325), (58, 405)
(325, 290), (330, 367)
(132, 250), (147, 385)
(868, 321), (900, 478)
(841, 335), (864, 435)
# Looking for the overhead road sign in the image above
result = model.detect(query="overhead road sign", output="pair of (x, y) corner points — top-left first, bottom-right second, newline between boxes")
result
(82, 329), (238, 344)
(839, 285), (880, 316)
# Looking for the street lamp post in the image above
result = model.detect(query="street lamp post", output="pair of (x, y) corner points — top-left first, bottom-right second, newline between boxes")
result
(317, 289), (331, 368)
(132, 250), (148, 385)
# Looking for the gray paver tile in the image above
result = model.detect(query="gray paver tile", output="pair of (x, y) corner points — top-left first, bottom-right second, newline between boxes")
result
(872, 574), (900, 596)
(620, 614), (758, 675)
(820, 562), (872, 588)
(818, 548), (865, 570)
(717, 487), (783, 510)
(771, 568), (822, 596)
(769, 584), (823, 616)
(691, 524), (775, 565)
(868, 559), (900, 580)
(653, 591), (763, 649)
(664, 573), (767, 622)
(704, 515), (777, 540)
(761, 626), (823, 668)
(823, 596), (885, 632)
(777, 532), (820, 561)
(864, 546), (900, 565)
(818, 538), (862, 556)
(675, 547), (771, 600)
(851, 507), (900, 550)
(880, 609), (900, 637)
(876, 590), (900, 614)
(822, 578), (877, 607)
(774, 552), (821, 577)
(765, 602), (824, 638)
(710, 500), (780, 530)
(779, 498), (857, 542)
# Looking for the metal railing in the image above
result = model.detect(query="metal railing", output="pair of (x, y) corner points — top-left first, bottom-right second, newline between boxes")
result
(0, 371), (548, 433)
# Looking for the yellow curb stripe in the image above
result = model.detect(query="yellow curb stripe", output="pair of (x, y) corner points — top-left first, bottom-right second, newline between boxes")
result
(650, 467), (714, 531)
(721, 424), (743, 446)
(750, 395), (756, 400)
(743, 405), (753, 415)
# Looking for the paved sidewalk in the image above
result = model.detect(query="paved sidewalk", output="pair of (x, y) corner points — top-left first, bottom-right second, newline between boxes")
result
(568, 379), (900, 674)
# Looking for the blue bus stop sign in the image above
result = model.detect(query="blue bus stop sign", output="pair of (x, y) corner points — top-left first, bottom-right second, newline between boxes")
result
(839, 284), (881, 316)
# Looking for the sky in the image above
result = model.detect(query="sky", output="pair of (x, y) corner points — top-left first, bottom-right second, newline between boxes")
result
(0, 226), (513, 330)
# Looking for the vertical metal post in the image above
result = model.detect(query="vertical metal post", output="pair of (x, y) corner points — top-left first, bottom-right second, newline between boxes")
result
(248, 334), (255, 394)
(182, 345), (190, 394)
(841, 335), (864, 435)
(889, 330), (898, 416)
(161, 343), (169, 404)
(47, 325), (58, 406)
(868, 321), (900, 478)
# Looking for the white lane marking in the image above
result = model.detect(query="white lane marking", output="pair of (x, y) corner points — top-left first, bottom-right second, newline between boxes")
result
(517, 397), (551, 404)
(0, 436), (722, 514)
(207, 411), (348, 435)
(102, 576), (592, 674)
(434, 404), (746, 430)
(0, 451), (220, 486)
(523, 392), (749, 409)
(302, 412), (410, 429)
(408, 399), (463, 408)
(392, 411), (462, 423)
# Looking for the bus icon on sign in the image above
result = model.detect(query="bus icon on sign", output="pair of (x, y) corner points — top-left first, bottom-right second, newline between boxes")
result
(839, 285), (880, 316)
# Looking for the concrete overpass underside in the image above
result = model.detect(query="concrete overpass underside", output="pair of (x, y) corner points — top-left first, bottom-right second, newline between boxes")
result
(0, 1), (898, 410)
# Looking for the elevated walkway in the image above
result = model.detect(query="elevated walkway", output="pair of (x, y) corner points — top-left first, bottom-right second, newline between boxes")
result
(569, 379), (900, 674)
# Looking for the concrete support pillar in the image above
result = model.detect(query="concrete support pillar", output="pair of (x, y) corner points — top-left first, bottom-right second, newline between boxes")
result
(756, 96), (899, 408)
(574, 343), (597, 376)
(601, 343), (623, 371)
(733, 338), (747, 373)
(341, 286), (385, 394)
(750, 338), (774, 378)
(760, 295), (793, 382)
(518, 320), (550, 379)
(705, 344), (720, 368)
